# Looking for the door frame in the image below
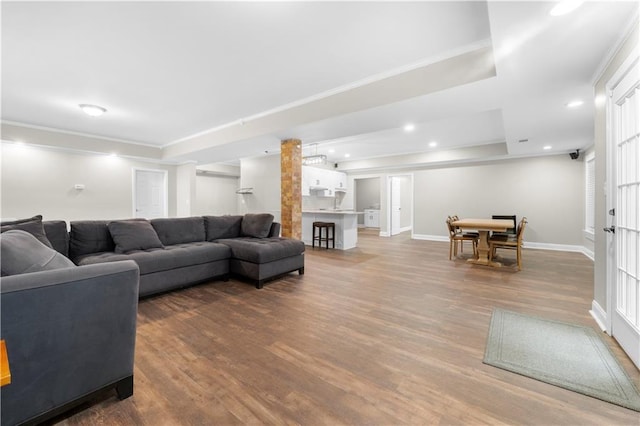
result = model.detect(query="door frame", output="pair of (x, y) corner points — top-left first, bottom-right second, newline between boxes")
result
(604, 45), (639, 345)
(132, 167), (169, 218)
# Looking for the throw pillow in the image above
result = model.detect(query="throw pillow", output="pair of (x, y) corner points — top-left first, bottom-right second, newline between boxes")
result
(1, 215), (53, 248)
(151, 217), (205, 245)
(204, 215), (243, 241)
(240, 213), (274, 238)
(0, 230), (75, 276)
(108, 220), (164, 253)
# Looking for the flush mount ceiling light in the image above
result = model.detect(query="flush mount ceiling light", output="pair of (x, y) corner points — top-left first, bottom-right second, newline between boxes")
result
(428, 141), (438, 148)
(549, 0), (583, 16)
(404, 123), (415, 132)
(543, 145), (552, 150)
(302, 143), (327, 166)
(79, 104), (107, 117)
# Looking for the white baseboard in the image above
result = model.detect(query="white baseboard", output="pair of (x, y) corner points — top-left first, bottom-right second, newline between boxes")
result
(379, 231), (390, 237)
(412, 234), (449, 242)
(411, 235), (595, 260)
(590, 300), (607, 332)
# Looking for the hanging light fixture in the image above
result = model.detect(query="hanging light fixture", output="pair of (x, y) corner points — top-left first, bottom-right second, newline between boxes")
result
(302, 143), (327, 165)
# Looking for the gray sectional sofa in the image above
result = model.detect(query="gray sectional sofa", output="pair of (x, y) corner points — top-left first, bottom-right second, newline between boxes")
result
(66, 214), (305, 295)
(0, 213), (304, 425)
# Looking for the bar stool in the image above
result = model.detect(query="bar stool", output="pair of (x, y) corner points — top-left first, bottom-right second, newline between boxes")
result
(312, 221), (335, 249)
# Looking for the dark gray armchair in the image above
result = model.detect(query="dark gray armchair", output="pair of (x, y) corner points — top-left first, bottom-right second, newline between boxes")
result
(0, 260), (139, 425)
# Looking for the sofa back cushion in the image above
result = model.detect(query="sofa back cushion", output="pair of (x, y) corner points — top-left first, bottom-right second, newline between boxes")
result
(108, 220), (164, 254)
(151, 217), (205, 245)
(0, 230), (75, 276)
(1, 215), (53, 248)
(43, 220), (69, 257)
(241, 213), (274, 238)
(69, 221), (115, 260)
(204, 215), (243, 241)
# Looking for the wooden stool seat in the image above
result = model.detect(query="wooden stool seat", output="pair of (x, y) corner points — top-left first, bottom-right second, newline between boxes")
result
(312, 221), (335, 249)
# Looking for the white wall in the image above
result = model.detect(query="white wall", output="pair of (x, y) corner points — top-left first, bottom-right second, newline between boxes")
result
(411, 155), (584, 245)
(1, 143), (177, 222)
(193, 174), (239, 216)
(239, 154), (281, 223)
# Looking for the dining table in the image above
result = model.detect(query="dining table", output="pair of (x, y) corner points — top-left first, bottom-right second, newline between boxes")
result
(451, 218), (515, 267)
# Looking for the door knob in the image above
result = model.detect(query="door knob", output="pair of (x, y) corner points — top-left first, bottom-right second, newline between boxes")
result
(603, 226), (616, 233)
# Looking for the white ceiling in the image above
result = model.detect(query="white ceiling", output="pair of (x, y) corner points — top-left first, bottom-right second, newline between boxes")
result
(1, 1), (638, 166)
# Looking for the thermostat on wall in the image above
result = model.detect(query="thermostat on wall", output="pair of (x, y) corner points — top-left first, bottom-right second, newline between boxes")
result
(74, 184), (85, 190)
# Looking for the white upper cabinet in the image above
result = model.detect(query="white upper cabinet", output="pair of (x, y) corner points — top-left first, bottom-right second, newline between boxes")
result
(302, 166), (346, 196)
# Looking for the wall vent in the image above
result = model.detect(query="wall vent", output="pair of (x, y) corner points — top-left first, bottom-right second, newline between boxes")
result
(518, 138), (529, 143)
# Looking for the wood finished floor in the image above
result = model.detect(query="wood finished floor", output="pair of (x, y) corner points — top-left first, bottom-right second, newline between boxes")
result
(54, 229), (640, 425)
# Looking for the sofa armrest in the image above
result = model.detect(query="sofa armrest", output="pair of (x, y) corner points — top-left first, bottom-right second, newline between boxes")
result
(269, 222), (281, 238)
(0, 260), (140, 425)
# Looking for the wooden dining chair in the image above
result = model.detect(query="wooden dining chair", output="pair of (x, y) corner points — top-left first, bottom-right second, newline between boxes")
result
(491, 215), (517, 237)
(446, 218), (478, 260)
(489, 217), (528, 270)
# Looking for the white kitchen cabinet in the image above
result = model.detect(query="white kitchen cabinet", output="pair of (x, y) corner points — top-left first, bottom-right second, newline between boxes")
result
(364, 209), (380, 228)
(302, 166), (347, 196)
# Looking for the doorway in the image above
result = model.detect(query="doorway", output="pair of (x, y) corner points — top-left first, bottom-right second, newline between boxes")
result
(387, 175), (413, 236)
(133, 168), (168, 219)
(606, 51), (639, 369)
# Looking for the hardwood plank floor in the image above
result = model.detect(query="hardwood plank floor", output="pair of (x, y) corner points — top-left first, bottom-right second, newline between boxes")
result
(53, 229), (639, 425)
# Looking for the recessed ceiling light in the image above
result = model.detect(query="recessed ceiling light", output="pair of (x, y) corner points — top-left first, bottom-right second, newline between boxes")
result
(549, 0), (583, 16)
(79, 104), (107, 117)
(328, 148), (335, 153)
(566, 100), (584, 108)
(404, 123), (415, 132)
(344, 153), (351, 158)
(428, 141), (437, 148)
(543, 145), (552, 150)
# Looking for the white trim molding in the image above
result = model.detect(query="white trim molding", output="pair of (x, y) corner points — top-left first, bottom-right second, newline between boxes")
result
(590, 300), (608, 333)
(411, 235), (595, 259)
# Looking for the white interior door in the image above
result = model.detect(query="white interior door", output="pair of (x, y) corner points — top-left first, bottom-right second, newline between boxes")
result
(391, 177), (401, 236)
(134, 169), (168, 219)
(607, 56), (640, 369)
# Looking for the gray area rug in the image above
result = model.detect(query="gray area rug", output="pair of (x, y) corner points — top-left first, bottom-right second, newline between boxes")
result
(484, 309), (640, 412)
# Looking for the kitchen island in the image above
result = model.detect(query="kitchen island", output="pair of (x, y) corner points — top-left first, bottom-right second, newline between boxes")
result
(302, 210), (362, 250)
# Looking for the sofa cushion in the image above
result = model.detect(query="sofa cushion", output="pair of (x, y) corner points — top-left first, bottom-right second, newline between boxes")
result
(0, 230), (75, 276)
(204, 215), (243, 240)
(240, 213), (274, 238)
(108, 220), (164, 254)
(1, 215), (53, 248)
(43, 220), (69, 257)
(69, 221), (115, 260)
(151, 217), (205, 245)
(216, 237), (305, 264)
(75, 242), (231, 275)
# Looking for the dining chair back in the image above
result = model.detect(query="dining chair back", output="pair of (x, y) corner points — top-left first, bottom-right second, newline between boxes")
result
(489, 217), (528, 270)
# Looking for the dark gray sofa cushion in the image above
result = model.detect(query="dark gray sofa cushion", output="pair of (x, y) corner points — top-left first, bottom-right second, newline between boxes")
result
(204, 215), (243, 240)
(44, 221), (69, 257)
(241, 213), (274, 238)
(69, 221), (115, 260)
(0, 230), (75, 276)
(108, 220), (164, 254)
(76, 242), (231, 275)
(151, 217), (205, 245)
(1, 215), (53, 248)
(216, 237), (305, 264)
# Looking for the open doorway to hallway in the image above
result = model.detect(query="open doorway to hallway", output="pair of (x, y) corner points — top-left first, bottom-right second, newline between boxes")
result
(387, 174), (413, 237)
